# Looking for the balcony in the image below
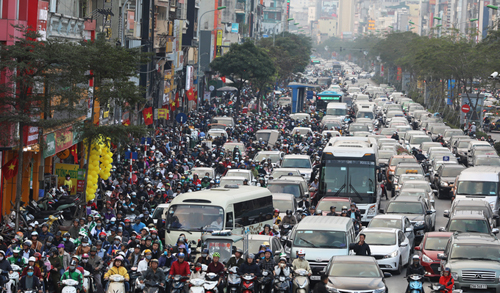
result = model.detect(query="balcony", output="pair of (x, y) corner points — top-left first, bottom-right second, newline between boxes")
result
(47, 12), (85, 40)
(236, 3), (246, 14)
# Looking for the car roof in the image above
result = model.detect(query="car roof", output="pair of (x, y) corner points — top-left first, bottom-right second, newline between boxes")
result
(330, 255), (378, 264)
(283, 154), (310, 159)
(361, 227), (399, 234)
(272, 193), (295, 200)
(392, 196), (424, 203)
(451, 233), (499, 244)
(267, 180), (301, 185)
(318, 197), (350, 202)
(296, 216), (352, 230)
(424, 232), (453, 238)
(399, 188), (427, 193)
(372, 214), (406, 220)
(450, 210), (487, 219)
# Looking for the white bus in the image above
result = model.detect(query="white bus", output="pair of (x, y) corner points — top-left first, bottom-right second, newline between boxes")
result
(164, 186), (274, 244)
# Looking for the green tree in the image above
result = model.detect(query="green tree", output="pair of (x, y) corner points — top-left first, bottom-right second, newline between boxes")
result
(210, 41), (275, 110)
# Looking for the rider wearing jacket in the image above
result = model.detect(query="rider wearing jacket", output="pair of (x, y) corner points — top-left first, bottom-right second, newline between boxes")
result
(439, 268), (454, 293)
(406, 255), (425, 276)
(238, 253), (261, 276)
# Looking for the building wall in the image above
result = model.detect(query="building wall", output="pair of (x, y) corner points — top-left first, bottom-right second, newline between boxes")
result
(338, 0), (354, 34)
(318, 17), (337, 37)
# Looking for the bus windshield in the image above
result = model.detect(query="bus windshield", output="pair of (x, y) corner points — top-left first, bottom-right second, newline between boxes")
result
(167, 205), (224, 231)
(320, 158), (377, 203)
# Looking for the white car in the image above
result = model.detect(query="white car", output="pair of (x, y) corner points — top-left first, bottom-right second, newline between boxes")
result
(356, 227), (411, 274)
(281, 155), (313, 180)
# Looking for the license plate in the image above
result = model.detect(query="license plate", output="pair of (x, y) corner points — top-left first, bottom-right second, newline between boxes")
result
(438, 267), (441, 271)
(470, 284), (487, 289)
(310, 276), (321, 281)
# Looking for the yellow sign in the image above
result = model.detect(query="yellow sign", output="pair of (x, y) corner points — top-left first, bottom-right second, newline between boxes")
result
(55, 163), (79, 195)
(217, 30), (223, 46)
(157, 108), (168, 119)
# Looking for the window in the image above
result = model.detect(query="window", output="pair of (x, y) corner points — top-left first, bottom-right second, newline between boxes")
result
(225, 212), (234, 230)
(234, 196), (273, 227)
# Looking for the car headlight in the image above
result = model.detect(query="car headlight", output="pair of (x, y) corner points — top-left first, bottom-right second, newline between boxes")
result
(440, 181), (448, 187)
(414, 221), (425, 228)
(384, 250), (398, 259)
(367, 205), (377, 215)
(374, 287), (386, 293)
(451, 272), (458, 280)
(421, 254), (433, 263)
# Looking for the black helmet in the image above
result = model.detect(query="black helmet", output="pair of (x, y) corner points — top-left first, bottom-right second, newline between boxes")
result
(47, 236), (54, 243)
(49, 247), (58, 253)
(96, 240), (103, 246)
(286, 209), (293, 216)
(90, 246), (97, 252)
(330, 206), (336, 211)
(63, 232), (70, 237)
(82, 237), (89, 243)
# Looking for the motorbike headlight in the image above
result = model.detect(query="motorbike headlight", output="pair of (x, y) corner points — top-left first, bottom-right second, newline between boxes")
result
(367, 205), (377, 215)
(414, 221), (425, 228)
(384, 250), (398, 259)
(451, 272), (458, 280)
(393, 178), (398, 185)
(326, 285), (339, 293)
(389, 171), (394, 176)
(421, 254), (433, 263)
(374, 287), (386, 293)
(440, 181), (448, 187)
(279, 276), (285, 282)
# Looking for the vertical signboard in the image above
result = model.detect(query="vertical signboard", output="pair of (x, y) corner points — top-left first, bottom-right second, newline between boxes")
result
(174, 20), (184, 71)
(216, 29), (223, 57)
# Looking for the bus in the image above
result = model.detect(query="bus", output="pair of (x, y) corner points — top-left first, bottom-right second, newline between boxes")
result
(318, 137), (382, 224)
(164, 186), (273, 244)
(332, 61), (342, 72)
(316, 90), (344, 112)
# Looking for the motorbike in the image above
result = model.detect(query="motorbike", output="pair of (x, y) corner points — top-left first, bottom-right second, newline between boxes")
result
(107, 274), (126, 293)
(407, 274), (424, 293)
(429, 283), (463, 293)
(83, 270), (93, 293)
(188, 277), (205, 293)
(129, 267), (142, 292)
(226, 266), (241, 293)
(273, 275), (290, 293)
(240, 274), (257, 293)
(170, 275), (189, 293)
(6, 264), (22, 293)
(203, 272), (219, 293)
(61, 279), (80, 293)
(143, 280), (162, 293)
(258, 270), (273, 293)
(292, 269), (310, 293)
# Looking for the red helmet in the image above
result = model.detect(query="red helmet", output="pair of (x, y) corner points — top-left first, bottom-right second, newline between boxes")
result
(274, 209), (280, 214)
(136, 235), (142, 240)
(34, 252), (41, 260)
(99, 232), (107, 237)
(124, 219), (131, 223)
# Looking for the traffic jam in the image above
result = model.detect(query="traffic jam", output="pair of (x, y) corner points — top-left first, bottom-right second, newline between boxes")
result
(3, 59), (498, 293)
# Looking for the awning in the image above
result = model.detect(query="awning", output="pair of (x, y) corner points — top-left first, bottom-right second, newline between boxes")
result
(43, 123), (82, 158)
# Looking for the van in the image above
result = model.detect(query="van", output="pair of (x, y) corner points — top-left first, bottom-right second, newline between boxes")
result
(287, 216), (356, 279)
(278, 97), (292, 107)
(467, 140), (492, 158)
(453, 166), (500, 216)
(212, 116), (235, 127)
(325, 103), (347, 117)
(255, 129), (279, 145)
(289, 113), (311, 121)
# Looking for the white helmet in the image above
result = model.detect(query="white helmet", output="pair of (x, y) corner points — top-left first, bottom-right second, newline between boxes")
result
(297, 249), (305, 255)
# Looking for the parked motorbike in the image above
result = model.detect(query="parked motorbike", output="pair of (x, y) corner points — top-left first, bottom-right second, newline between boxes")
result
(292, 269), (310, 293)
(407, 274), (424, 293)
(226, 266), (240, 293)
(273, 275), (290, 293)
(240, 274), (257, 293)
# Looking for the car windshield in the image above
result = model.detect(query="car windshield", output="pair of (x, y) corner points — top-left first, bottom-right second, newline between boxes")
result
(458, 141), (471, 148)
(368, 218), (401, 229)
(387, 202), (424, 214)
(255, 132), (271, 142)
(362, 232), (396, 245)
(267, 184), (301, 198)
(152, 207), (166, 219)
(357, 112), (374, 119)
(254, 153), (281, 163)
(400, 176), (424, 184)
(399, 191), (426, 198)
(326, 108), (347, 116)
(324, 121), (342, 129)
(293, 230), (347, 248)
(390, 157), (417, 167)
(475, 157), (500, 166)
(381, 129), (396, 135)
(167, 205), (224, 231)
(450, 244), (500, 261)
(273, 199), (293, 211)
(441, 168), (465, 177)
(378, 152), (394, 159)
(475, 149), (497, 156)
(410, 136), (432, 144)
(456, 181), (498, 195)
(349, 124), (369, 132)
(424, 237), (449, 251)
(272, 170), (300, 178)
(329, 262), (381, 277)
(454, 206), (490, 217)
(448, 219), (490, 233)
(282, 158), (311, 169)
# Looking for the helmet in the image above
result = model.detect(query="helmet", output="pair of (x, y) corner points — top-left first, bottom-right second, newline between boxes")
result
(144, 249), (152, 255)
(82, 253), (89, 259)
(63, 232), (70, 237)
(286, 209), (292, 216)
(472, 122), (476, 125)
(150, 258), (159, 264)
(90, 246), (97, 252)
(235, 248), (243, 255)
(274, 208), (280, 214)
(24, 240), (32, 246)
(212, 252), (221, 258)
(279, 257), (287, 263)
(28, 256), (36, 262)
(178, 253), (185, 258)
(297, 249), (305, 255)
(444, 267), (451, 272)
(412, 255), (420, 260)
(50, 247), (58, 253)
(31, 231), (38, 236)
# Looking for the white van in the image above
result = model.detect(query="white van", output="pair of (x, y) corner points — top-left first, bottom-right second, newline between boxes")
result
(165, 186), (273, 244)
(212, 116), (235, 127)
(325, 103), (347, 117)
(289, 113), (311, 121)
(288, 216), (356, 279)
(454, 166), (500, 216)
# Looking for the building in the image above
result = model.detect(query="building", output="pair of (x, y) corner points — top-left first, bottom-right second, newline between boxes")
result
(318, 17), (338, 41)
(338, 0), (355, 36)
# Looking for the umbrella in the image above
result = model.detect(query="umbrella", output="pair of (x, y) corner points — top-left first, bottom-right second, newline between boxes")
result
(217, 86), (238, 91)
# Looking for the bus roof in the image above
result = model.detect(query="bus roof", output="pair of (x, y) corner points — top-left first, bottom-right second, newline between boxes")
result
(169, 186), (272, 206)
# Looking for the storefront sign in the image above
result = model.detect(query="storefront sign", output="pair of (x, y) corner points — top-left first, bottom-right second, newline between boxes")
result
(43, 124), (82, 158)
(55, 163), (84, 195)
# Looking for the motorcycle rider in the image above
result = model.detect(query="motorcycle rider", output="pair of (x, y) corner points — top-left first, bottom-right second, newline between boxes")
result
(297, 196), (310, 210)
(326, 206), (337, 216)
(226, 248), (244, 269)
(7, 248), (27, 267)
(61, 260), (83, 292)
(168, 252), (190, 293)
(273, 209), (282, 225)
(196, 248), (212, 266)
(438, 267), (454, 293)
(279, 210), (297, 230)
(346, 203), (361, 221)
(104, 256), (130, 292)
(139, 259), (165, 291)
(435, 134), (444, 144)
(258, 250), (275, 293)
(274, 257), (292, 292)
(207, 252), (225, 293)
(391, 131), (399, 141)
(291, 250), (311, 276)
(238, 253), (261, 279)
(19, 266), (42, 293)
(88, 247), (104, 293)
(406, 255), (425, 277)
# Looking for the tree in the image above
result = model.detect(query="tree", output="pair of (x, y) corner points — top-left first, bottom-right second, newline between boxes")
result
(210, 41), (275, 110)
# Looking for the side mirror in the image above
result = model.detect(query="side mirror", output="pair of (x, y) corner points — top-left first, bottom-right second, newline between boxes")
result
(432, 190), (438, 194)
(443, 210), (450, 218)
(425, 173), (430, 178)
(379, 209), (385, 214)
(426, 210), (434, 215)
(405, 227), (413, 233)
(437, 253), (447, 260)
(494, 214), (499, 219)
(493, 228), (499, 235)
(274, 251), (281, 255)
(414, 246), (420, 251)
(439, 227), (446, 232)
(400, 242), (408, 247)
(383, 272), (392, 278)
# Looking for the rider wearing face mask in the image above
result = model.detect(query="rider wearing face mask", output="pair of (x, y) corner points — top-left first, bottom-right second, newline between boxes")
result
(19, 266), (42, 293)
(106, 236), (122, 256)
(61, 260), (83, 291)
(292, 250), (312, 276)
(196, 248), (212, 266)
(75, 237), (91, 256)
(138, 249), (152, 273)
(62, 232), (75, 254)
(149, 229), (163, 251)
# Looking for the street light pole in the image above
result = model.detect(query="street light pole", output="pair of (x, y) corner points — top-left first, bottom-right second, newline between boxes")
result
(196, 6), (226, 110)
(273, 18), (294, 46)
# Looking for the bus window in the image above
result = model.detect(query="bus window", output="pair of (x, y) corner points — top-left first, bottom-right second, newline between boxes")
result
(225, 212), (234, 230)
(234, 196), (273, 227)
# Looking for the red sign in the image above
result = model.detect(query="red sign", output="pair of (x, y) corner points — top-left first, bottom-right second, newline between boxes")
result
(77, 180), (85, 193)
(23, 126), (39, 146)
(461, 104), (471, 113)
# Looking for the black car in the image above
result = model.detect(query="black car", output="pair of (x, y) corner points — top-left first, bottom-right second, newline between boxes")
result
(381, 196), (435, 244)
(433, 164), (466, 199)
(323, 255), (390, 292)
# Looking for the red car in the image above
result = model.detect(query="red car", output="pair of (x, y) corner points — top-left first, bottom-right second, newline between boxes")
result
(415, 232), (453, 277)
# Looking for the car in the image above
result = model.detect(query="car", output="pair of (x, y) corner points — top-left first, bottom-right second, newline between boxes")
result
(414, 232), (453, 277)
(386, 155), (417, 189)
(357, 227), (411, 274)
(392, 163), (425, 190)
(317, 197), (352, 216)
(393, 173), (426, 195)
(253, 151), (284, 168)
(452, 138), (473, 163)
(323, 255), (391, 292)
(467, 146), (497, 167)
(438, 233), (500, 291)
(396, 188), (435, 211)
(152, 203), (170, 225)
(281, 155), (313, 180)
(439, 210), (499, 235)
(444, 199), (499, 228)
(267, 180), (306, 199)
(219, 176), (248, 187)
(472, 155), (500, 167)
(381, 196), (435, 243)
(367, 214), (415, 251)
(225, 170), (255, 183)
(270, 168), (302, 179)
(236, 234), (285, 263)
(272, 193), (299, 221)
(433, 164), (466, 199)
(406, 135), (433, 152)
(400, 180), (437, 204)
